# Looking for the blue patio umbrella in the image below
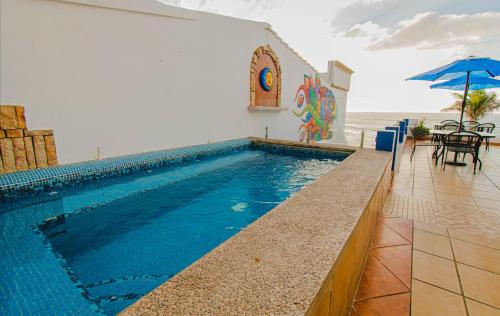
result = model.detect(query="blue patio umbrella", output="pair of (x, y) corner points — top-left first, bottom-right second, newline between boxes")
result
(430, 75), (500, 91)
(407, 56), (500, 130)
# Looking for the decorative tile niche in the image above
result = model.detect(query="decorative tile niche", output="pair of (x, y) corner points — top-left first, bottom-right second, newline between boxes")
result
(0, 105), (58, 174)
(248, 45), (287, 111)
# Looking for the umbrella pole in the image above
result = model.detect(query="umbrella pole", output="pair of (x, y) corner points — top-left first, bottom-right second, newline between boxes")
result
(458, 71), (471, 131)
(447, 71), (470, 166)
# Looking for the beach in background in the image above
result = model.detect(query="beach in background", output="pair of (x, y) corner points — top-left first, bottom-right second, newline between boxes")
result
(345, 112), (500, 148)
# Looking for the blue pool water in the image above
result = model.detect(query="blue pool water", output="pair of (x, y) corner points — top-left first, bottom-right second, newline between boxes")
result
(0, 142), (346, 315)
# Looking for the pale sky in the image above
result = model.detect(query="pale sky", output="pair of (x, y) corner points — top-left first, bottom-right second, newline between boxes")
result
(160, 0), (500, 112)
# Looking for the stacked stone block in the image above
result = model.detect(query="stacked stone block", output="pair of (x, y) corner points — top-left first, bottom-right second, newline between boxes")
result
(0, 105), (58, 174)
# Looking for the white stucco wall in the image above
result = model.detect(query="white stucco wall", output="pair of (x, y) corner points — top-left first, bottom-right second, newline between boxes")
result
(0, 0), (352, 163)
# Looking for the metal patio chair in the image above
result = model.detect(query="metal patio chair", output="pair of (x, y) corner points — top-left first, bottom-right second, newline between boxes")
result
(434, 120), (459, 131)
(442, 131), (483, 174)
(440, 119), (459, 125)
(462, 120), (479, 131)
(442, 122), (460, 131)
(409, 127), (440, 161)
(476, 123), (495, 151)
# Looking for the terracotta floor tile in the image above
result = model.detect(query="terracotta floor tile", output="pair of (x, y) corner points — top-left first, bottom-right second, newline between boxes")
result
(434, 186), (471, 196)
(413, 173), (433, 179)
(462, 178), (496, 184)
(448, 229), (500, 250)
(383, 218), (413, 242)
(434, 186), (472, 197)
(413, 229), (454, 259)
(395, 168), (412, 174)
(413, 182), (434, 190)
(412, 190), (437, 201)
(356, 254), (409, 301)
(479, 207), (500, 215)
(372, 245), (411, 288)
(474, 198), (500, 211)
(397, 174), (413, 179)
(411, 185), (434, 192)
(392, 177), (412, 184)
(372, 223), (410, 248)
(436, 192), (476, 206)
(392, 183), (412, 189)
(350, 307), (361, 316)
(411, 279), (467, 316)
(412, 250), (461, 294)
(433, 178), (464, 186)
(458, 264), (500, 308)
(412, 195), (436, 203)
(392, 189), (412, 198)
(470, 190), (500, 202)
(413, 177), (433, 183)
(466, 299), (500, 316)
(413, 178), (434, 192)
(392, 184), (413, 191)
(451, 239), (500, 274)
(354, 293), (410, 316)
(460, 178), (495, 186)
(464, 183), (500, 193)
(433, 174), (460, 180)
(395, 169), (412, 175)
(413, 222), (448, 236)
(413, 168), (431, 174)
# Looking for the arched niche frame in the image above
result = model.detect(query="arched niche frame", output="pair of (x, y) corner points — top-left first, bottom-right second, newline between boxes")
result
(249, 45), (282, 109)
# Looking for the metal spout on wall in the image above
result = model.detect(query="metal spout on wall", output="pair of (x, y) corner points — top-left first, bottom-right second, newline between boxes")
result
(360, 129), (365, 148)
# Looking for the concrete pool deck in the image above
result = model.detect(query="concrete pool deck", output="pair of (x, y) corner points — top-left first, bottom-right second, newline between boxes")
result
(120, 139), (393, 315)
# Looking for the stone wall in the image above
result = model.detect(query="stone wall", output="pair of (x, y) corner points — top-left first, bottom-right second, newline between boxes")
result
(0, 105), (58, 173)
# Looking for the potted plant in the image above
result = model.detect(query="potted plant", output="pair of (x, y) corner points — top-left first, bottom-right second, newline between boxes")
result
(413, 119), (430, 140)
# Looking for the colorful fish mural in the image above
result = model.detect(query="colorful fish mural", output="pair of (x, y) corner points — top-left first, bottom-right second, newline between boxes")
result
(292, 74), (337, 142)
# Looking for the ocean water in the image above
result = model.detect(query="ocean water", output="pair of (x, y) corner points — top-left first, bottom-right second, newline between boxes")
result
(345, 112), (500, 148)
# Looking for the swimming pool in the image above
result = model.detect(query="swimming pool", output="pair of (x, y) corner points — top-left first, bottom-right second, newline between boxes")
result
(0, 139), (348, 315)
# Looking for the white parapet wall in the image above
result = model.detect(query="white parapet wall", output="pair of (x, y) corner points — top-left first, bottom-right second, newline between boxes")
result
(0, 0), (353, 163)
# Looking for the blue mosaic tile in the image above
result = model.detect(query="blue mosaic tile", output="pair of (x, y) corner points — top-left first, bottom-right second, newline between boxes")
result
(251, 142), (351, 160)
(0, 139), (349, 200)
(0, 139), (251, 198)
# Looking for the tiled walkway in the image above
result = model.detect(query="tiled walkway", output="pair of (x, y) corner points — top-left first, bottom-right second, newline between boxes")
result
(352, 217), (412, 315)
(352, 143), (500, 315)
(385, 143), (500, 238)
(353, 217), (500, 315)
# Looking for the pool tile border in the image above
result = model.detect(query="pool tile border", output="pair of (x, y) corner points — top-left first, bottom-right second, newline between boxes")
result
(0, 138), (351, 199)
(0, 139), (251, 198)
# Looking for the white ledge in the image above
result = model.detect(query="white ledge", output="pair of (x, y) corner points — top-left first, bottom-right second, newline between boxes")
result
(247, 106), (288, 112)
